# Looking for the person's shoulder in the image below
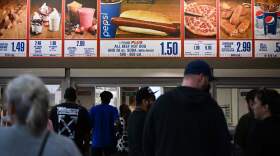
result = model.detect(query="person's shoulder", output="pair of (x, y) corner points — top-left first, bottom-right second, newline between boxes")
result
(0, 127), (12, 138)
(48, 132), (80, 152)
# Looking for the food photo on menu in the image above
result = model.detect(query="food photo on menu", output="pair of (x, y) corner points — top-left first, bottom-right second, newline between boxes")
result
(100, 0), (180, 38)
(255, 0), (280, 39)
(30, 0), (62, 39)
(0, 0), (27, 39)
(220, 0), (252, 39)
(184, 0), (217, 39)
(65, 0), (97, 39)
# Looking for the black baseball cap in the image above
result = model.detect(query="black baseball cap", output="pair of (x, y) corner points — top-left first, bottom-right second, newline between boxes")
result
(136, 87), (156, 104)
(184, 60), (215, 81)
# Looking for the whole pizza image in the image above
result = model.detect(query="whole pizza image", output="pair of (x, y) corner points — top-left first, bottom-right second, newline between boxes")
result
(184, 0), (217, 39)
(220, 0), (252, 39)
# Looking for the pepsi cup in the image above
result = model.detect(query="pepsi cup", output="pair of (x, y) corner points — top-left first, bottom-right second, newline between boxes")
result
(264, 12), (277, 35)
(256, 10), (264, 29)
(100, 0), (121, 38)
(277, 11), (280, 32)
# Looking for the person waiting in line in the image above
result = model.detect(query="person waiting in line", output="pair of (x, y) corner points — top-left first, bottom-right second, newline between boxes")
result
(234, 89), (258, 156)
(246, 88), (280, 156)
(114, 104), (131, 156)
(128, 87), (156, 156)
(143, 60), (231, 156)
(0, 74), (81, 156)
(89, 91), (119, 156)
(50, 87), (91, 156)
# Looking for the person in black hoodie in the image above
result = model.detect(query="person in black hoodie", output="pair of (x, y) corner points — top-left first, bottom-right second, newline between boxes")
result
(50, 87), (91, 156)
(246, 88), (280, 156)
(128, 87), (156, 156)
(143, 60), (231, 156)
(234, 89), (258, 156)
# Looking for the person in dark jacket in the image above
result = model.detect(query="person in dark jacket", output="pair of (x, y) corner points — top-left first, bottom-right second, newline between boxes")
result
(128, 87), (156, 156)
(143, 60), (231, 156)
(50, 87), (91, 155)
(234, 89), (258, 155)
(246, 88), (280, 156)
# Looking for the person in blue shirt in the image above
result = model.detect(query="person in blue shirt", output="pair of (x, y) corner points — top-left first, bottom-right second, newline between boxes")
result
(89, 91), (119, 156)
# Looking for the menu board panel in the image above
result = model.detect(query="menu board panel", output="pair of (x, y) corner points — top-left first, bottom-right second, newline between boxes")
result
(255, 40), (280, 58)
(0, 40), (26, 57)
(100, 40), (181, 57)
(0, 0), (279, 58)
(220, 40), (253, 57)
(100, 0), (181, 57)
(219, 0), (253, 57)
(0, 0), (27, 57)
(29, 40), (62, 57)
(185, 40), (217, 57)
(29, 0), (62, 57)
(184, 0), (217, 57)
(65, 40), (97, 57)
(64, 0), (97, 57)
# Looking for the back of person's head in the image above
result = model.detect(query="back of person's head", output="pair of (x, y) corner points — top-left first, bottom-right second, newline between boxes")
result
(246, 89), (258, 104)
(136, 87), (155, 106)
(184, 60), (214, 81)
(100, 91), (113, 104)
(120, 104), (131, 118)
(64, 87), (77, 102)
(5, 74), (49, 136)
(246, 89), (258, 113)
(255, 88), (280, 116)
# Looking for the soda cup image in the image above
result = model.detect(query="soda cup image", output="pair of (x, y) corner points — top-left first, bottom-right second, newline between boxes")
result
(277, 11), (280, 33)
(256, 10), (264, 29)
(264, 12), (277, 35)
(100, 0), (121, 38)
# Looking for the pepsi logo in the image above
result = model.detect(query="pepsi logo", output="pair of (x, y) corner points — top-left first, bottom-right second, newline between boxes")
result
(256, 10), (264, 16)
(265, 16), (274, 24)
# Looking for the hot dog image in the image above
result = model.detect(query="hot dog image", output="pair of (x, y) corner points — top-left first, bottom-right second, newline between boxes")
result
(220, 0), (252, 39)
(111, 10), (180, 36)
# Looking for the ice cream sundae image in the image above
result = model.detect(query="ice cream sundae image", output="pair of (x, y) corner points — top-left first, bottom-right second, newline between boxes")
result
(30, 2), (61, 36)
(31, 12), (43, 34)
(49, 8), (61, 32)
(38, 3), (52, 24)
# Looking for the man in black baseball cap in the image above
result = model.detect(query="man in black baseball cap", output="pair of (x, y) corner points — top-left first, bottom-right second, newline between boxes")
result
(143, 60), (231, 156)
(128, 87), (156, 156)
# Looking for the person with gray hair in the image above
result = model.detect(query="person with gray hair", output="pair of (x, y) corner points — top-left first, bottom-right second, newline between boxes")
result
(0, 74), (82, 156)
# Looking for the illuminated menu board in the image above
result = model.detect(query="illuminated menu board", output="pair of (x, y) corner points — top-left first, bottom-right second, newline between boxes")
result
(0, 0), (279, 58)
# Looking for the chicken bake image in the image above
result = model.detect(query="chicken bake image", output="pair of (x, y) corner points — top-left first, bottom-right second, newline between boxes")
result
(30, 0), (62, 39)
(184, 0), (217, 39)
(100, 0), (180, 38)
(220, 0), (252, 39)
(0, 0), (27, 39)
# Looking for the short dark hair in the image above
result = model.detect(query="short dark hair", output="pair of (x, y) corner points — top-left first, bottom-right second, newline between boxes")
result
(136, 87), (155, 106)
(64, 87), (77, 102)
(246, 89), (258, 104)
(100, 91), (113, 104)
(255, 88), (280, 116)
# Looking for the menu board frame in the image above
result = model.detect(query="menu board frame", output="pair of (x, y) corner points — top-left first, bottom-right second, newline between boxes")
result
(0, 0), (279, 58)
